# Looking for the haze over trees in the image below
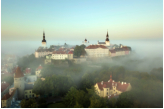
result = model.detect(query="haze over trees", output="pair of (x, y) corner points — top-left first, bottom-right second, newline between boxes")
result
(16, 52), (163, 108)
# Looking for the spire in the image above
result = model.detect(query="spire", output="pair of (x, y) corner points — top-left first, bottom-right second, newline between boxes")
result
(42, 31), (46, 42)
(105, 30), (109, 41)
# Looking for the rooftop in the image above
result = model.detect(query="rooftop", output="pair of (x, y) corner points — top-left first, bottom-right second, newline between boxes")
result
(1, 82), (10, 92)
(86, 45), (108, 49)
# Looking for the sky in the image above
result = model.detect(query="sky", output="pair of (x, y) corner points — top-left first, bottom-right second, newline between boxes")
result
(1, 0), (163, 41)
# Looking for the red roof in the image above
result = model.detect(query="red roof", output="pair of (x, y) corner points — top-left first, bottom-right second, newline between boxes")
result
(14, 67), (24, 78)
(25, 68), (31, 73)
(1, 89), (16, 100)
(36, 65), (42, 71)
(96, 79), (130, 92)
(85, 45), (108, 49)
(53, 50), (67, 54)
(1, 82), (10, 92)
(68, 51), (73, 54)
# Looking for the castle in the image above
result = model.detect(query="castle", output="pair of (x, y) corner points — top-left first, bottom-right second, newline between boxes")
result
(94, 75), (132, 99)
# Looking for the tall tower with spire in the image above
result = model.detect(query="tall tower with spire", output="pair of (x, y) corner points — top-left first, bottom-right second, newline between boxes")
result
(105, 30), (110, 46)
(42, 31), (47, 48)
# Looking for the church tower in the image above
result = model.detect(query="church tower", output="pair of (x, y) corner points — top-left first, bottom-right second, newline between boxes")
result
(105, 30), (110, 46)
(14, 67), (25, 100)
(42, 31), (47, 48)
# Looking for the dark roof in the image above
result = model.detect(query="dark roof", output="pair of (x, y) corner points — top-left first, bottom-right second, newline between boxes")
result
(25, 84), (34, 90)
(98, 42), (106, 44)
(53, 50), (67, 54)
(14, 67), (24, 78)
(86, 45), (108, 49)
(36, 48), (54, 52)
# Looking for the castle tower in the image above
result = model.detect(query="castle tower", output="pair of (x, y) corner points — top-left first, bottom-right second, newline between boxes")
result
(105, 30), (110, 46)
(42, 31), (47, 48)
(14, 67), (25, 100)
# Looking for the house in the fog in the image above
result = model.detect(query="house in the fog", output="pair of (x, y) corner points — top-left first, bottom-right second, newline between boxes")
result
(94, 75), (132, 99)
(35, 65), (43, 78)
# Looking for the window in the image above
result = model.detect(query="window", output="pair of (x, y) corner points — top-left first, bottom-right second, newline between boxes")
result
(107, 92), (108, 95)
(26, 95), (28, 98)
(33, 94), (34, 97)
(107, 89), (108, 91)
(30, 91), (31, 93)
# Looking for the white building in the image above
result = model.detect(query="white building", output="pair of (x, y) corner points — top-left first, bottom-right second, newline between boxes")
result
(97, 31), (110, 46)
(35, 47), (54, 58)
(85, 45), (109, 58)
(51, 50), (73, 60)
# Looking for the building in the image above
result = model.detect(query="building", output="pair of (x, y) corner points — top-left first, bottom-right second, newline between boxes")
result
(1, 82), (10, 98)
(42, 31), (46, 47)
(25, 75), (37, 84)
(35, 47), (54, 58)
(97, 31), (110, 46)
(1, 89), (18, 108)
(24, 84), (40, 99)
(24, 68), (31, 76)
(85, 45), (109, 58)
(1, 67), (39, 108)
(14, 67), (25, 100)
(51, 50), (73, 60)
(35, 65), (43, 78)
(109, 46), (131, 57)
(94, 75), (132, 99)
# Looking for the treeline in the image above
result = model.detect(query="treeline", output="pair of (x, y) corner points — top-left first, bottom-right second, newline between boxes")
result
(31, 63), (163, 108)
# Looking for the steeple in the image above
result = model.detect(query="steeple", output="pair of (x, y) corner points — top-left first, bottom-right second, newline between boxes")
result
(106, 30), (109, 41)
(42, 31), (46, 42)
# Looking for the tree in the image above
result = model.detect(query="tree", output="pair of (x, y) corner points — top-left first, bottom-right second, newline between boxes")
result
(73, 45), (86, 57)
(19, 99), (38, 108)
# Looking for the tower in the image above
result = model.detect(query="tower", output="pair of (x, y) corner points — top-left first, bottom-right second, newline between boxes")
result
(105, 30), (110, 46)
(42, 31), (47, 48)
(14, 67), (25, 100)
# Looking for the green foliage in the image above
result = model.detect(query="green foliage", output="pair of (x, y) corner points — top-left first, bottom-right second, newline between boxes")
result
(33, 75), (75, 96)
(19, 99), (37, 108)
(73, 45), (86, 57)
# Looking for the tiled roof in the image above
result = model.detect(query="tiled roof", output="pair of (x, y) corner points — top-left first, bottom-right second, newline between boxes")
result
(68, 51), (73, 54)
(1, 82), (10, 92)
(25, 68), (31, 73)
(53, 50), (67, 54)
(86, 45), (108, 49)
(14, 67), (24, 78)
(36, 65), (42, 71)
(96, 79), (130, 92)
(1, 89), (16, 100)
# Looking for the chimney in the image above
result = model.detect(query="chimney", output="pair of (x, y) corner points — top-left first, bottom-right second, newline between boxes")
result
(121, 82), (123, 85)
(101, 81), (103, 85)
